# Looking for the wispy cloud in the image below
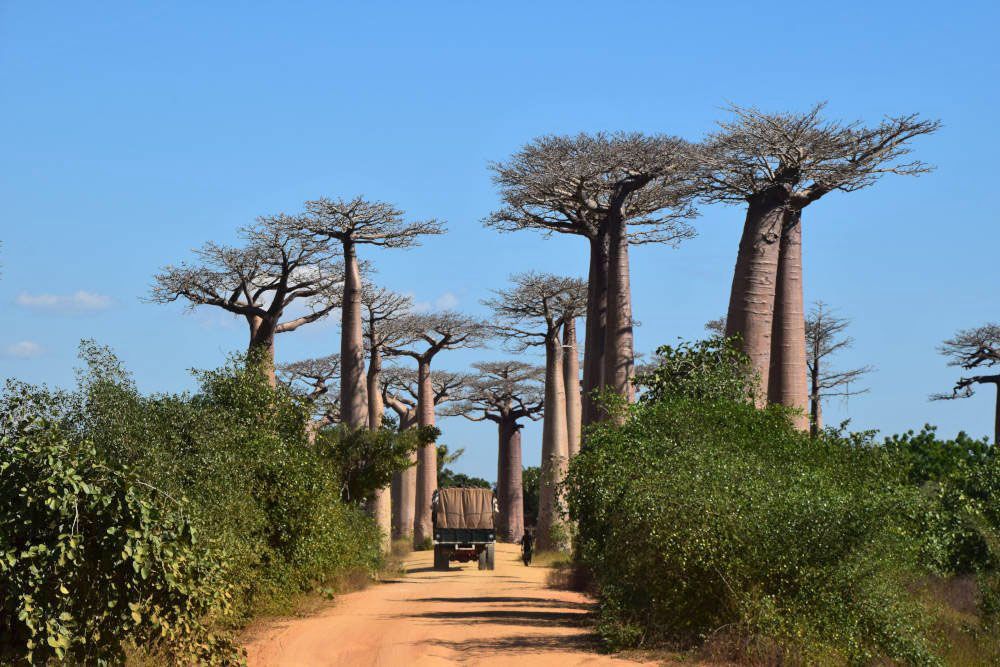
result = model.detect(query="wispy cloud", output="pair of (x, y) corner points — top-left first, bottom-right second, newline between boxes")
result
(16, 290), (113, 313)
(5, 341), (43, 358)
(412, 291), (460, 313)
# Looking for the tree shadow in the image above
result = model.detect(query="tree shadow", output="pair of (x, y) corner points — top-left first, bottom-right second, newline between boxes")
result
(407, 609), (591, 628)
(414, 596), (593, 611)
(426, 633), (602, 656)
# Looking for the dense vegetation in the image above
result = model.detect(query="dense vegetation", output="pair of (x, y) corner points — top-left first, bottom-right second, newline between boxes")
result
(566, 338), (1000, 665)
(1, 342), (407, 664)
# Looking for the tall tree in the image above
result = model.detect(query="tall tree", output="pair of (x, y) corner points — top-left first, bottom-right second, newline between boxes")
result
(150, 215), (343, 385)
(805, 302), (873, 437)
(360, 285), (413, 547)
(444, 360), (544, 542)
(562, 313), (584, 458)
(487, 133), (698, 426)
(698, 104), (938, 418)
(278, 353), (342, 433)
(933, 324), (1000, 445)
(299, 197), (445, 428)
(385, 313), (487, 545)
(484, 273), (587, 551)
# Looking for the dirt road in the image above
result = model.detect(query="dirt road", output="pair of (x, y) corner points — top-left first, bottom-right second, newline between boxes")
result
(245, 543), (653, 666)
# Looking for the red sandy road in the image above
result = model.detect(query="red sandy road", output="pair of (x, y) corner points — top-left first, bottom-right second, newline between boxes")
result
(244, 543), (654, 666)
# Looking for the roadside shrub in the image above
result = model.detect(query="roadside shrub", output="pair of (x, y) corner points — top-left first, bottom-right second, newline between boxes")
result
(566, 396), (936, 664)
(0, 402), (239, 665)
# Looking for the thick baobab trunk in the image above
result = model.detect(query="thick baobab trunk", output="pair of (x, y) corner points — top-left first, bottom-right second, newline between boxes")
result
(501, 423), (525, 543)
(340, 242), (368, 428)
(248, 316), (277, 387)
(413, 359), (437, 546)
(581, 233), (609, 429)
(725, 188), (789, 406)
(604, 217), (635, 411)
(537, 332), (569, 552)
(768, 210), (809, 431)
(563, 318), (582, 458)
(391, 469), (404, 539)
(496, 418), (509, 539)
(390, 408), (418, 540)
(366, 349), (391, 551)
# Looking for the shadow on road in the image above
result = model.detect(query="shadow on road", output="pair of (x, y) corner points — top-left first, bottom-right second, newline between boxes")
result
(414, 596), (592, 610)
(408, 609), (591, 628)
(426, 634), (601, 656)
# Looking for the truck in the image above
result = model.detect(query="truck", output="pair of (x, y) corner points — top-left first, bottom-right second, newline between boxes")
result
(431, 487), (497, 571)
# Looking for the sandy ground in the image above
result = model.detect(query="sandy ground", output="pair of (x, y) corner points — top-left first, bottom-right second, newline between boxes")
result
(244, 543), (655, 666)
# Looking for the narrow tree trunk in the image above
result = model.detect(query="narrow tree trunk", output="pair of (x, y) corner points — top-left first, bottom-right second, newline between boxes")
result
(725, 188), (788, 406)
(581, 233), (609, 429)
(340, 242), (368, 428)
(366, 347), (390, 551)
(503, 424), (525, 543)
(604, 216), (635, 413)
(809, 358), (822, 439)
(413, 359), (437, 546)
(391, 469), (404, 539)
(537, 331), (569, 552)
(768, 210), (809, 430)
(391, 408), (418, 540)
(994, 383), (999, 447)
(563, 318), (582, 458)
(248, 316), (277, 387)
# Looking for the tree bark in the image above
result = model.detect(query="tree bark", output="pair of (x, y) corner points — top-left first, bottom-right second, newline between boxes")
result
(366, 348), (391, 550)
(581, 233), (609, 429)
(248, 316), (277, 387)
(768, 210), (810, 430)
(563, 318), (582, 459)
(496, 417), (508, 539)
(994, 383), (999, 447)
(537, 331), (569, 552)
(810, 347), (822, 439)
(725, 188), (788, 407)
(340, 241), (368, 429)
(413, 359), (437, 546)
(389, 407), (417, 540)
(604, 216), (635, 413)
(501, 423), (525, 543)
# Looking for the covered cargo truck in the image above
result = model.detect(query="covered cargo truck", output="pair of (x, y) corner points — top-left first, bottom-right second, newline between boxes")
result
(432, 487), (497, 570)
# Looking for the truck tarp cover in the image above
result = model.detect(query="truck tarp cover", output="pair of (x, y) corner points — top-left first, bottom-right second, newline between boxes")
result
(437, 488), (495, 529)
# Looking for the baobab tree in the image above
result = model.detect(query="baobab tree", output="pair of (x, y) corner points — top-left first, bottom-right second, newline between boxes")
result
(381, 364), (471, 540)
(562, 309), (584, 458)
(487, 133), (698, 425)
(298, 197), (445, 428)
(444, 360), (544, 542)
(484, 273), (587, 551)
(933, 323), (1000, 445)
(805, 302), (873, 437)
(385, 312), (488, 545)
(699, 104), (938, 421)
(278, 353), (342, 431)
(360, 285), (413, 545)
(150, 215), (343, 385)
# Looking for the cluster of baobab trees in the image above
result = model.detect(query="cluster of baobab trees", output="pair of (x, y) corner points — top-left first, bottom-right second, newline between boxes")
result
(151, 102), (942, 551)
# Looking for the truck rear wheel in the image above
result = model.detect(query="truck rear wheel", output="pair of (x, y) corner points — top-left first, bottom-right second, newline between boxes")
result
(433, 545), (449, 571)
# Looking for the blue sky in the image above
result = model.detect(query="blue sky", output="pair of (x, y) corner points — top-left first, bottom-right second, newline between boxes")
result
(2, 2), (998, 481)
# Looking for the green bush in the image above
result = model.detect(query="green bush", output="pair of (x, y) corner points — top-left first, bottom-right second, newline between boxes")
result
(567, 396), (937, 664)
(0, 402), (239, 665)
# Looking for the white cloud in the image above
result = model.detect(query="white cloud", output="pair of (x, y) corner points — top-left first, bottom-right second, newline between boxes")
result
(16, 290), (113, 313)
(412, 291), (460, 313)
(5, 341), (42, 358)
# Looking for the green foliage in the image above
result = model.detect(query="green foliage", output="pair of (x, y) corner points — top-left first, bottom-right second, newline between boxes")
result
(522, 465), (540, 527)
(1, 342), (386, 662)
(885, 425), (995, 486)
(316, 425), (427, 503)
(438, 470), (492, 489)
(0, 397), (239, 665)
(567, 395), (937, 664)
(635, 335), (757, 404)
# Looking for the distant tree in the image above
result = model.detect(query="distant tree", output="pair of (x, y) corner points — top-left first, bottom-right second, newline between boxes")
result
(705, 317), (727, 337)
(298, 197), (444, 428)
(150, 215), (343, 385)
(444, 360), (544, 541)
(383, 311), (486, 546)
(487, 133), (698, 425)
(278, 353), (341, 432)
(521, 466), (541, 530)
(435, 444), (492, 489)
(484, 273), (586, 550)
(806, 302), (873, 437)
(933, 323), (1000, 445)
(699, 104), (938, 424)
